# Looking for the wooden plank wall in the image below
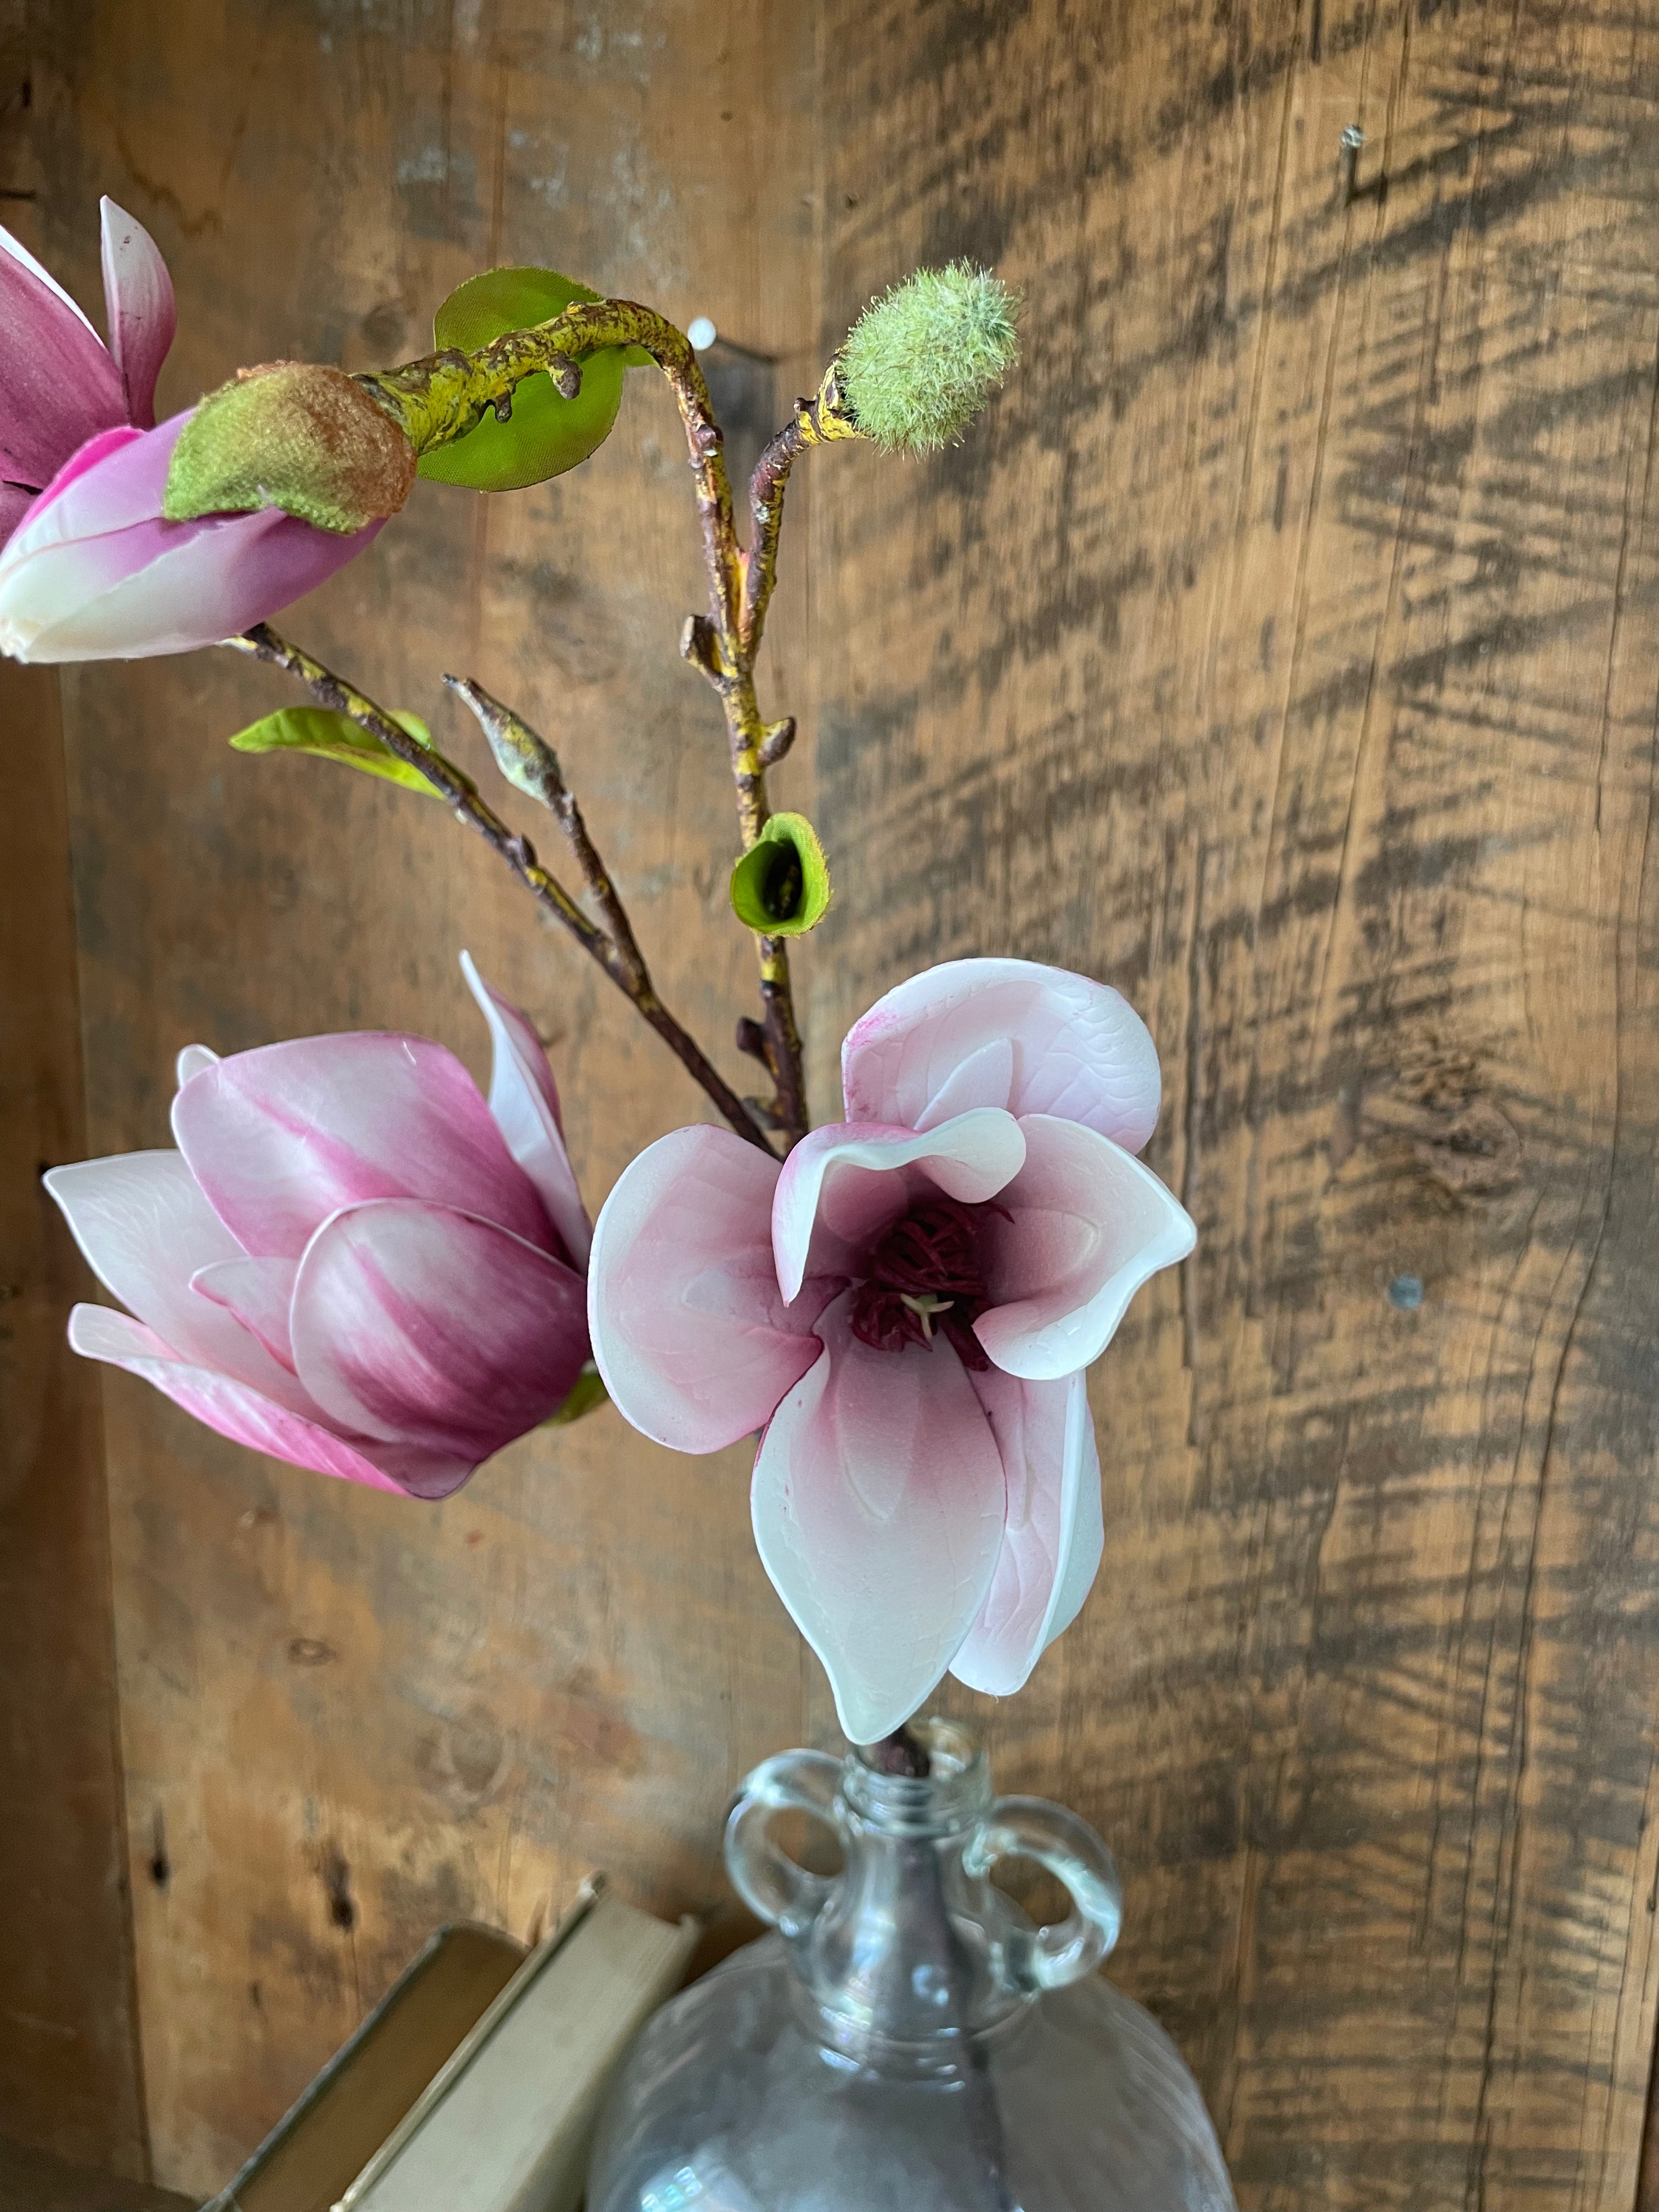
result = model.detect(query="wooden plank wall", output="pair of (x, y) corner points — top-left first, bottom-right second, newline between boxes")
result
(812, 3), (1659, 2206)
(15, 0), (1659, 2205)
(0, 0), (149, 2172)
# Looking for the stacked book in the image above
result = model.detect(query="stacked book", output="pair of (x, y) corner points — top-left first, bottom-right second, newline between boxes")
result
(205, 1879), (696, 2212)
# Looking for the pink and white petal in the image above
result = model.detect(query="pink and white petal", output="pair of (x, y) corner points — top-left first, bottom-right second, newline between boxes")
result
(173, 1032), (553, 1262)
(461, 951), (589, 1268)
(65, 1302), (427, 1494)
(0, 499), (385, 664)
(289, 1200), (589, 1459)
(842, 957), (1164, 1153)
(0, 481), (33, 546)
(751, 1290), (1007, 1745)
(0, 223), (99, 335)
(974, 1116), (1195, 1381)
(8, 415), (178, 545)
(43, 1149), (309, 1406)
(588, 1125), (824, 1453)
(190, 1256), (299, 1372)
(99, 198), (175, 429)
(949, 1368), (1102, 1697)
(0, 230), (125, 488)
(175, 1042), (218, 1087)
(771, 1109), (1026, 1305)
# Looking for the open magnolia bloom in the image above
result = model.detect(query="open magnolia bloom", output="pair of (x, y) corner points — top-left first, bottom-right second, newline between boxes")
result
(588, 957), (1195, 1742)
(0, 201), (381, 661)
(46, 955), (592, 1499)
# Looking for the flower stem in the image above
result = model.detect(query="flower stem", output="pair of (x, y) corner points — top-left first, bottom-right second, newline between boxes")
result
(227, 625), (776, 1156)
(867, 1724), (932, 1778)
(359, 311), (867, 1154)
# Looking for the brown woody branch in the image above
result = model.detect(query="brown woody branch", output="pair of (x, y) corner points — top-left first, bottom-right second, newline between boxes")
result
(228, 624), (776, 1157)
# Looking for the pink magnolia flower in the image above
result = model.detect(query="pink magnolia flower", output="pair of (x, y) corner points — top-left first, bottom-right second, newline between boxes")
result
(0, 200), (379, 661)
(46, 956), (592, 1500)
(588, 957), (1195, 1742)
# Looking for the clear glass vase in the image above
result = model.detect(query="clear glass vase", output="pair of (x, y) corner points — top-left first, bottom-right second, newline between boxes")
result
(588, 1717), (1236, 2212)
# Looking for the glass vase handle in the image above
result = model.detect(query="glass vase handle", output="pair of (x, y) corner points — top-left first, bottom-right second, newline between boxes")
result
(723, 1747), (844, 1941)
(966, 1794), (1125, 1993)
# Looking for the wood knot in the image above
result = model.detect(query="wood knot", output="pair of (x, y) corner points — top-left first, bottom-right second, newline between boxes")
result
(1349, 1039), (1523, 1201)
(1412, 1096), (1522, 1196)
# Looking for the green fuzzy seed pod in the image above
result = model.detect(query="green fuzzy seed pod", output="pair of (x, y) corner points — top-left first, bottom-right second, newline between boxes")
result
(836, 263), (1020, 455)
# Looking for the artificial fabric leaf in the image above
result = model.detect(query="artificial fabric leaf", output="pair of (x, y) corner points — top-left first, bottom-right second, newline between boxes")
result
(229, 706), (459, 795)
(729, 811), (833, 936)
(545, 1359), (609, 1426)
(417, 267), (630, 493)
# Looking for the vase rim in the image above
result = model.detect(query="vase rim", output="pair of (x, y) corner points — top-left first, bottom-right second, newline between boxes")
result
(843, 1716), (990, 1830)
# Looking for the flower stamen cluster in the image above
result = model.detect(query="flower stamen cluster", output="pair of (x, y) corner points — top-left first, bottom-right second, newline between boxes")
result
(848, 1195), (1005, 1369)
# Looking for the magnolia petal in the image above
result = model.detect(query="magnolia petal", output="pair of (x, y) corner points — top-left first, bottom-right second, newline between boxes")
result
(0, 501), (384, 663)
(751, 1290), (1007, 1744)
(950, 1368), (1102, 1697)
(99, 198), (176, 430)
(0, 481), (32, 546)
(173, 1032), (554, 1261)
(43, 1150), (311, 1408)
(842, 957), (1164, 1153)
(588, 1125), (823, 1453)
(0, 412), (383, 664)
(289, 1199), (589, 1459)
(771, 1109), (1026, 1305)
(0, 223), (99, 336)
(460, 951), (590, 1268)
(974, 1116), (1195, 1381)
(0, 226), (125, 490)
(65, 1302), (435, 1495)
(10, 414), (180, 543)
(190, 1255), (300, 1372)
(175, 1042), (219, 1087)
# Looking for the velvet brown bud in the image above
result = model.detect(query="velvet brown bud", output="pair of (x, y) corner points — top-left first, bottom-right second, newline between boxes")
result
(163, 362), (417, 533)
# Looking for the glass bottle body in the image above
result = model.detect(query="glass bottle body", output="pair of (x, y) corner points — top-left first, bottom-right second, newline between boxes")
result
(589, 1720), (1236, 2212)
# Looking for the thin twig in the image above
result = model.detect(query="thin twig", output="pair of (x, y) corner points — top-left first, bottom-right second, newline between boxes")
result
(444, 676), (653, 990)
(228, 625), (776, 1156)
(739, 374), (861, 662)
(359, 303), (867, 1152)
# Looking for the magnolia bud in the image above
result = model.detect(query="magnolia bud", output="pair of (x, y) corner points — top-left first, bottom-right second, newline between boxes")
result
(836, 263), (1020, 455)
(163, 362), (417, 533)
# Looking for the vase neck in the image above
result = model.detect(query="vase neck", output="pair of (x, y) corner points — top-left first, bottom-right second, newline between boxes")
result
(724, 1716), (1125, 2070)
(791, 1722), (1024, 2061)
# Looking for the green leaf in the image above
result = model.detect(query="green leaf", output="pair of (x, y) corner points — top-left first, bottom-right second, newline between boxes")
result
(228, 707), (451, 795)
(544, 1361), (609, 1427)
(729, 812), (833, 937)
(416, 267), (629, 492)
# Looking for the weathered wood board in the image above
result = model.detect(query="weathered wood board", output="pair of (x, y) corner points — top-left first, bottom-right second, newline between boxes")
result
(27, 0), (820, 2192)
(812, 2), (1659, 2205)
(14, 0), (1659, 2205)
(0, 0), (149, 2162)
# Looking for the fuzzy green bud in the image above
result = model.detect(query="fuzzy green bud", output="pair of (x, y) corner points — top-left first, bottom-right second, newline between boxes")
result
(165, 363), (417, 532)
(836, 263), (1020, 455)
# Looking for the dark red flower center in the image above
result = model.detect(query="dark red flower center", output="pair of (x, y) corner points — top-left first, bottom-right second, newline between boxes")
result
(847, 1195), (1004, 1369)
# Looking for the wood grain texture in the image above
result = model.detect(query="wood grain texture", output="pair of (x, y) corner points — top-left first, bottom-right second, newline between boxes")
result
(27, 0), (820, 2193)
(0, 20), (149, 2157)
(0, 668), (148, 2180)
(0, 2136), (189, 2212)
(18, 0), (1659, 2205)
(810, 2), (1659, 2207)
